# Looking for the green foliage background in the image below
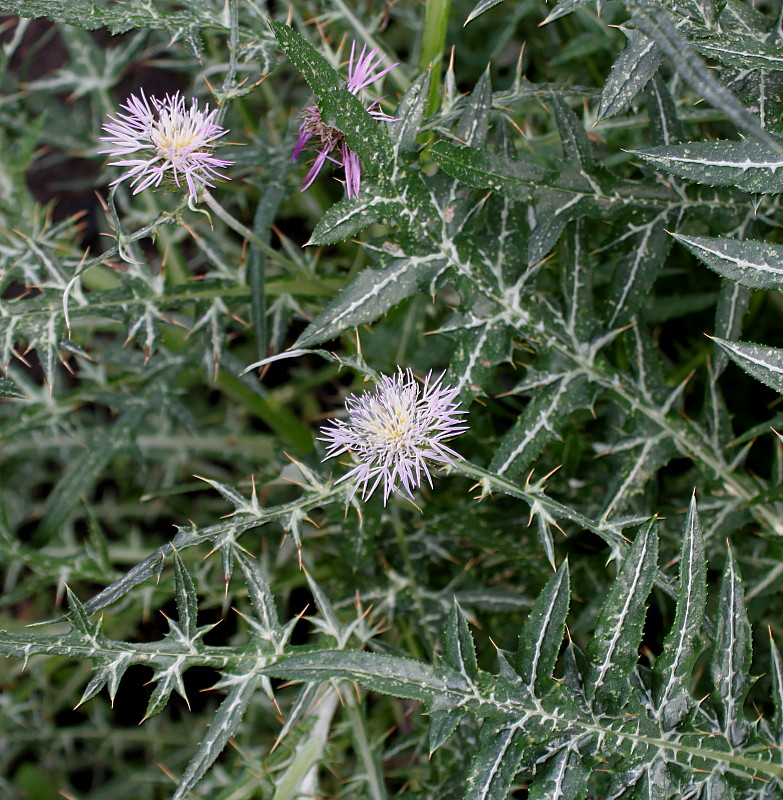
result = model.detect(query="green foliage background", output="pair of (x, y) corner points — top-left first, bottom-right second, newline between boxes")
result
(2, 0), (783, 797)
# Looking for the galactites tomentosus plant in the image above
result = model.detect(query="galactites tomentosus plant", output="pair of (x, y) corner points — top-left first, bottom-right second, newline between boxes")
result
(3, 0), (783, 797)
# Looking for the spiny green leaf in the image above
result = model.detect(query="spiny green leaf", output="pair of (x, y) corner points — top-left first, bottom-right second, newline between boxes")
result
(263, 650), (461, 705)
(428, 706), (466, 754)
(465, 0), (506, 24)
(714, 281), (752, 378)
(674, 233), (783, 290)
(269, 21), (342, 97)
(431, 141), (545, 201)
(526, 745), (591, 800)
(598, 29), (661, 122)
(293, 256), (441, 348)
(144, 657), (190, 720)
(304, 570), (342, 640)
(173, 552), (198, 642)
(65, 587), (101, 641)
(443, 601), (480, 684)
(235, 549), (281, 641)
(710, 337), (783, 393)
(646, 75), (684, 146)
(561, 220), (595, 342)
(634, 140), (783, 194)
(488, 373), (590, 479)
(541, 0), (593, 25)
(78, 652), (134, 707)
(696, 33), (783, 70)
(653, 496), (707, 729)
(456, 69), (492, 149)
(307, 194), (388, 246)
(586, 520), (659, 713)
(0, 0), (235, 58)
(632, 7), (781, 152)
(711, 548), (752, 746)
(173, 674), (261, 800)
(464, 718), (527, 800)
(607, 216), (673, 327)
(443, 312), (514, 403)
(391, 71), (430, 155)
(512, 560), (570, 696)
(551, 94), (593, 170)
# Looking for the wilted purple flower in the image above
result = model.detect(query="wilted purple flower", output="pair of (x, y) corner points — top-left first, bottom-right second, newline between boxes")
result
(100, 91), (233, 203)
(292, 41), (397, 198)
(319, 368), (467, 505)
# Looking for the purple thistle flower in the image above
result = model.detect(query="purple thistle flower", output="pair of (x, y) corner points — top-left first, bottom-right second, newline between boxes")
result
(319, 368), (468, 505)
(100, 90), (233, 204)
(292, 41), (397, 198)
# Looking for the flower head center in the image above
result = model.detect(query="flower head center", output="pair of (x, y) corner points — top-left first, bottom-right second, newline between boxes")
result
(379, 410), (410, 443)
(362, 397), (418, 452)
(150, 110), (205, 159)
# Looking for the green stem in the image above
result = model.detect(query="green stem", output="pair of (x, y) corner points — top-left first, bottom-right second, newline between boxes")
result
(391, 507), (436, 656)
(419, 0), (452, 115)
(201, 191), (298, 273)
(140, 192), (190, 285)
(342, 685), (388, 800)
(215, 0), (240, 126)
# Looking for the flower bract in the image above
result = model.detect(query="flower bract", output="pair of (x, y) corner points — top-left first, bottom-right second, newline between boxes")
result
(319, 369), (467, 504)
(100, 91), (233, 203)
(291, 41), (396, 198)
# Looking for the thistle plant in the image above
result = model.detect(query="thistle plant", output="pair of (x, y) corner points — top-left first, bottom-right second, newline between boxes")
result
(2, 0), (783, 798)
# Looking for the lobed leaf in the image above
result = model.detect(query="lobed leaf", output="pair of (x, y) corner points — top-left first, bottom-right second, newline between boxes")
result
(489, 373), (590, 479)
(526, 745), (591, 800)
(428, 706), (467, 754)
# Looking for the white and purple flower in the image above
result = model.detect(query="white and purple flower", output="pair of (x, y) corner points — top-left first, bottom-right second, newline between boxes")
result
(319, 369), (467, 505)
(100, 91), (233, 203)
(292, 41), (397, 198)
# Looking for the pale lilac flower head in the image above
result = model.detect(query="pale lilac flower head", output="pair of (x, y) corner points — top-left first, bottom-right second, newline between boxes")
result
(319, 368), (467, 505)
(292, 41), (397, 198)
(100, 90), (233, 204)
